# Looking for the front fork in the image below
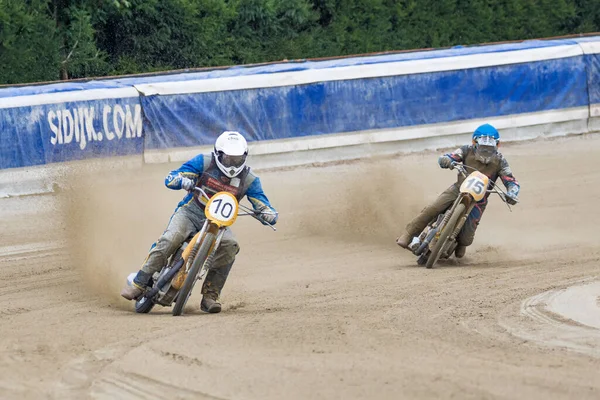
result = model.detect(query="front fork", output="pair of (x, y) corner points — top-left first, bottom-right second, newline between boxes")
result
(429, 194), (475, 250)
(172, 221), (223, 290)
(198, 228), (225, 281)
(450, 196), (475, 242)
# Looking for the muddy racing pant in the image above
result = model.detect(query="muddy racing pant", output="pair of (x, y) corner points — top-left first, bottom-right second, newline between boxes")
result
(405, 184), (487, 247)
(135, 200), (239, 298)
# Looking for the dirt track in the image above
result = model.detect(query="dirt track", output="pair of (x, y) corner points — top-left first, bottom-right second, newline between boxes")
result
(1, 134), (600, 399)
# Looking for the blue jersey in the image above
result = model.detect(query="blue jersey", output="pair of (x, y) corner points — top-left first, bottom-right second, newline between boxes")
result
(164, 154), (277, 224)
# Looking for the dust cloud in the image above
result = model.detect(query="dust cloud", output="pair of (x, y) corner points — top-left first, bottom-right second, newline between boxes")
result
(53, 154), (434, 304)
(54, 160), (174, 306)
(285, 159), (427, 244)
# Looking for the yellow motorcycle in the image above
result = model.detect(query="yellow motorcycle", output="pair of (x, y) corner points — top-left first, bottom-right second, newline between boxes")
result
(131, 187), (276, 316)
(409, 164), (515, 268)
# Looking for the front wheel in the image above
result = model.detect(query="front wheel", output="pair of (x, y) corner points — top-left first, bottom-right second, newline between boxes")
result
(425, 203), (466, 269)
(172, 232), (216, 316)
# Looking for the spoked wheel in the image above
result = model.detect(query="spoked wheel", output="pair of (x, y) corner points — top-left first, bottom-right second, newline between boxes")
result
(172, 232), (216, 316)
(425, 203), (465, 269)
(135, 295), (155, 314)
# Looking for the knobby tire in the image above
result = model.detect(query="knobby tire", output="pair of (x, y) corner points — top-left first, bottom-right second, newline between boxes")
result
(426, 203), (466, 269)
(172, 232), (216, 316)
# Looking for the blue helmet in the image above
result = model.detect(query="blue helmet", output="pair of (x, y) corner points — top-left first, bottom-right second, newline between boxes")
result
(472, 124), (499, 164)
(472, 123), (500, 142)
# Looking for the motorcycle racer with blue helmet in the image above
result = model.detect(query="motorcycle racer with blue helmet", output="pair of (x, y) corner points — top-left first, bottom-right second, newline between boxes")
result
(396, 123), (520, 258)
(121, 131), (278, 313)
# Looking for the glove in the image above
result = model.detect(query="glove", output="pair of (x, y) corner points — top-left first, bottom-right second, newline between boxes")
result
(181, 177), (195, 191)
(438, 156), (454, 169)
(257, 209), (277, 225)
(505, 192), (518, 205)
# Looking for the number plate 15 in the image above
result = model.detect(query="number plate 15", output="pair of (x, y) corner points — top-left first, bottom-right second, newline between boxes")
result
(205, 191), (239, 226)
(459, 171), (490, 202)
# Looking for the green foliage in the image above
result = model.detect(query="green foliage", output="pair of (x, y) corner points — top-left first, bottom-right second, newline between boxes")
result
(571, 0), (600, 34)
(62, 6), (110, 79)
(228, 0), (320, 63)
(0, 0), (60, 84)
(1, 0), (599, 85)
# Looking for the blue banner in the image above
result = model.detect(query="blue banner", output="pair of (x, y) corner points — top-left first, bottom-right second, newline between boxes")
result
(0, 97), (143, 169)
(585, 54), (600, 106)
(142, 57), (589, 150)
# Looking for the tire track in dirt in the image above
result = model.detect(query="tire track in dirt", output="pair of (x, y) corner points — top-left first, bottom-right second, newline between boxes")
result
(498, 280), (600, 358)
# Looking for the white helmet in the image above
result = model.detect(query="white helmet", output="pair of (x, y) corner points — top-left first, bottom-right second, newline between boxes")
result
(213, 131), (248, 178)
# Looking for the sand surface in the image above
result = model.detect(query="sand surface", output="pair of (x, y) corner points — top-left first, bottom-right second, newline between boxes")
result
(1, 134), (600, 399)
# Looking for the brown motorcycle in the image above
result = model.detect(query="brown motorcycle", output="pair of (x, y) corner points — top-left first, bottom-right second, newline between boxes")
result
(408, 164), (516, 268)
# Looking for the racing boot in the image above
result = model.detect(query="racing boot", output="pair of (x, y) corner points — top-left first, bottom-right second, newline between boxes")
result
(200, 262), (233, 313)
(120, 284), (143, 301)
(120, 270), (152, 300)
(455, 245), (467, 258)
(200, 293), (222, 314)
(396, 232), (413, 249)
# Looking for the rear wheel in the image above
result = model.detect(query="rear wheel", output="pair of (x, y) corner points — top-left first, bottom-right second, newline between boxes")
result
(135, 296), (155, 314)
(426, 203), (466, 269)
(172, 232), (216, 316)
(416, 254), (428, 266)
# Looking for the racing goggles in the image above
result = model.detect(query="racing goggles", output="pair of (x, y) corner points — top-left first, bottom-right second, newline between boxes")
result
(475, 135), (498, 159)
(219, 152), (247, 168)
(475, 135), (498, 147)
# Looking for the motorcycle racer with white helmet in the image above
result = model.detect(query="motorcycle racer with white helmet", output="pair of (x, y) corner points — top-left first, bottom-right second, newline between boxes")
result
(213, 131), (249, 178)
(121, 131), (278, 313)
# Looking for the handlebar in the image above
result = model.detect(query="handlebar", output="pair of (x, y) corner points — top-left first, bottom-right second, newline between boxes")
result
(193, 187), (278, 231)
(238, 203), (278, 231)
(450, 163), (518, 210)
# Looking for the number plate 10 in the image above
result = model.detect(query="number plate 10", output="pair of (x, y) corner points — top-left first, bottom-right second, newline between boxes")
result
(205, 191), (239, 226)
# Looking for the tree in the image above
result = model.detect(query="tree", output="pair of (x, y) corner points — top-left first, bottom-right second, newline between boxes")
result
(326, 0), (394, 55)
(1, 0), (598, 85)
(567, 0), (598, 34)
(48, 0), (112, 80)
(93, 0), (235, 74)
(0, 0), (60, 84)
(60, 4), (109, 79)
